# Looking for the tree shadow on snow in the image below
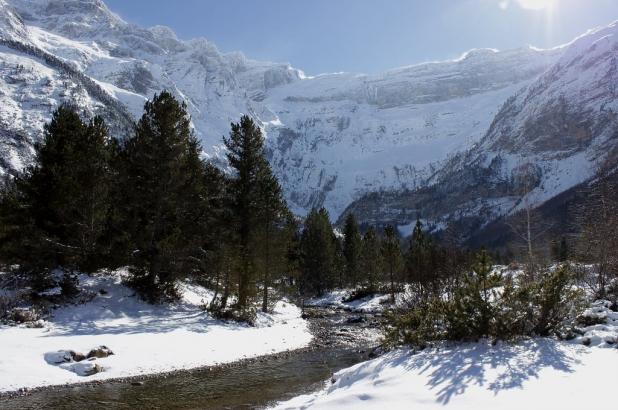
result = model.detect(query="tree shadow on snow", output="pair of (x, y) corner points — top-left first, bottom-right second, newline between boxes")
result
(405, 339), (583, 404)
(335, 339), (584, 405)
(42, 286), (254, 337)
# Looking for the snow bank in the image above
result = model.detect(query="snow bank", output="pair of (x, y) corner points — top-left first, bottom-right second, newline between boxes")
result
(571, 300), (618, 348)
(0, 271), (311, 392)
(273, 339), (618, 409)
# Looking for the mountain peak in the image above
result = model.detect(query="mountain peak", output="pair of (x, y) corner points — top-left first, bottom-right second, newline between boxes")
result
(8, 0), (127, 37)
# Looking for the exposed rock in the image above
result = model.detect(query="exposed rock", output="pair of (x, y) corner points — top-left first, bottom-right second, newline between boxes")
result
(70, 360), (103, 376)
(71, 352), (86, 362)
(87, 345), (114, 359)
(44, 349), (87, 364)
(44, 350), (74, 364)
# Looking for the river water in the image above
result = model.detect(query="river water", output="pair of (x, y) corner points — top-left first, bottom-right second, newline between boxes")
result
(0, 308), (382, 409)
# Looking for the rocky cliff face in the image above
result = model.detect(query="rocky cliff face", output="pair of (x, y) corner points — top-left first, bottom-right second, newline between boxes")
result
(263, 46), (560, 216)
(341, 21), (618, 240)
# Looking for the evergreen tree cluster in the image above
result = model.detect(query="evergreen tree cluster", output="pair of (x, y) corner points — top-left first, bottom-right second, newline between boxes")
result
(297, 213), (441, 299)
(0, 93), (289, 315)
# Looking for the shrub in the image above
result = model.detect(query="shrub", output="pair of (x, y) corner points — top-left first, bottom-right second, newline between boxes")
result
(125, 267), (180, 303)
(532, 265), (584, 336)
(205, 303), (257, 326)
(386, 260), (584, 347)
(59, 271), (80, 297)
(385, 298), (446, 347)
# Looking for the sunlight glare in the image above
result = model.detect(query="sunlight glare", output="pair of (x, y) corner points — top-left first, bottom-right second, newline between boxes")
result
(516, 0), (557, 10)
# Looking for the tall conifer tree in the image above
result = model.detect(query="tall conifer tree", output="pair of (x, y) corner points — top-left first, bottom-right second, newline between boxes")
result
(120, 91), (205, 301)
(342, 213), (362, 287)
(381, 224), (402, 301)
(0, 106), (114, 287)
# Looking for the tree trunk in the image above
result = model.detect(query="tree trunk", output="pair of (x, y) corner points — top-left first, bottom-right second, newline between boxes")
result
(262, 223), (271, 313)
(389, 262), (395, 302)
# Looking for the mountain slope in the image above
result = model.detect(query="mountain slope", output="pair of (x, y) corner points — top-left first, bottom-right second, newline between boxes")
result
(341, 21), (618, 241)
(263, 47), (560, 216)
(0, 0), (563, 219)
(1, 0), (613, 230)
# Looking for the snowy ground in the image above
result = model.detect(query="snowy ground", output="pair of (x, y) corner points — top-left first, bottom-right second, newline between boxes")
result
(273, 339), (618, 410)
(0, 271), (311, 393)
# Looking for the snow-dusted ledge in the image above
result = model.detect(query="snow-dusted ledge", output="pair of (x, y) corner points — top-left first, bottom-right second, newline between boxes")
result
(273, 339), (618, 409)
(0, 271), (312, 393)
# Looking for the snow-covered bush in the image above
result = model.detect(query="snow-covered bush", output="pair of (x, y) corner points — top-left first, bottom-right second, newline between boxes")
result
(386, 263), (585, 346)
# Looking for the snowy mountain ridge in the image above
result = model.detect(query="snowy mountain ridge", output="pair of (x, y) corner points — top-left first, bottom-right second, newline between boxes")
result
(342, 20), (618, 240)
(0, 0), (615, 233)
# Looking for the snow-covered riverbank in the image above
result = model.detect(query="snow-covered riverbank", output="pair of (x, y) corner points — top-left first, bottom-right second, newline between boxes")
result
(0, 271), (312, 393)
(275, 295), (618, 409)
(273, 339), (618, 409)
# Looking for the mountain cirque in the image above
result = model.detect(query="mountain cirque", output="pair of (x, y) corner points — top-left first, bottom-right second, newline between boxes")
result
(0, 0), (616, 239)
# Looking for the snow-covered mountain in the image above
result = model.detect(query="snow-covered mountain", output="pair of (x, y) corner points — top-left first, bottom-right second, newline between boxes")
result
(0, 0), (615, 233)
(263, 47), (560, 216)
(342, 21), (618, 239)
(0, 0), (303, 171)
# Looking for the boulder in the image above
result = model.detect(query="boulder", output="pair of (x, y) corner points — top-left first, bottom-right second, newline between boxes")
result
(44, 350), (74, 364)
(87, 345), (114, 359)
(44, 349), (87, 364)
(71, 351), (86, 362)
(70, 360), (103, 376)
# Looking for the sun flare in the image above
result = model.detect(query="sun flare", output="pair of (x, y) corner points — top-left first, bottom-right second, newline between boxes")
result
(516, 0), (557, 10)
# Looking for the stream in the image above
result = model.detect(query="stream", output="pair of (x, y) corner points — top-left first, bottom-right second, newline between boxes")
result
(0, 307), (383, 409)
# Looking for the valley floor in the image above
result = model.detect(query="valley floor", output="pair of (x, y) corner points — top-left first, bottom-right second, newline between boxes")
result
(273, 339), (618, 410)
(0, 271), (312, 393)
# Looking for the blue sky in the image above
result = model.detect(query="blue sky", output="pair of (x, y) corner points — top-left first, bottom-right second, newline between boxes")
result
(104, 0), (618, 75)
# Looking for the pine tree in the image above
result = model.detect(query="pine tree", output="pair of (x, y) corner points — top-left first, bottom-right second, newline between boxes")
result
(195, 162), (232, 310)
(120, 91), (206, 301)
(255, 167), (289, 312)
(381, 225), (403, 301)
(0, 106), (114, 287)
(342, 213), (362, 287)
(223, 115), (277, 311)
(360, 227), (382, 291)
(405, 219), (433, 294)
(68, 116), (115, 271)
(299, 208), (336, 296)
(333, 235), (346, 288)
(447, 249), (501, 339)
